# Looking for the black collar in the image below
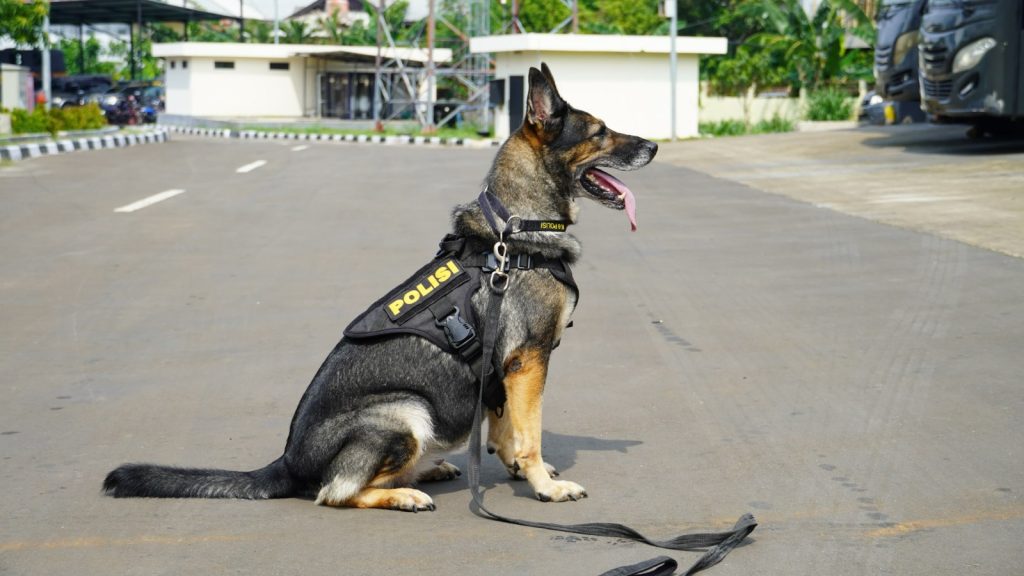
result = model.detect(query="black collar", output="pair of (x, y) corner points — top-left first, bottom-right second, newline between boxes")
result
(478, 190), (572, 237)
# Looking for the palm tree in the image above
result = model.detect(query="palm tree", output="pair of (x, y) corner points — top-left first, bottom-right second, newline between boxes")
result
(282, 20), (314, 44)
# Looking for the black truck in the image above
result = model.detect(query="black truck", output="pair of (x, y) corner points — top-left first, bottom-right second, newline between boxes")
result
(919, 0), (1023, 133)
(873, 0), (930, 123)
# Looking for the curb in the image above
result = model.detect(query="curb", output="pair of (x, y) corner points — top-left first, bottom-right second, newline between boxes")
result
(0, 129), (169, 162)
(159, 124), (500, 148)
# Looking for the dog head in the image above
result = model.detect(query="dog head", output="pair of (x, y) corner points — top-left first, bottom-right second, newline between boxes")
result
(521, 63), (658, 231)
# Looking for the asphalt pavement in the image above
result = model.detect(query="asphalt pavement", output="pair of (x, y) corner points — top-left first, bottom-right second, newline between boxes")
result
(1, 128), (1022, 575)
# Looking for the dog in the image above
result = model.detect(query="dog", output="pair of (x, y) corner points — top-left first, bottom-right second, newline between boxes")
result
(103, 63), (658, 511)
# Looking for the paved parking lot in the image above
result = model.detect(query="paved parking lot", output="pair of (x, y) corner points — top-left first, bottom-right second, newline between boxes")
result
(1, 129), (1022, 575)
(660, 124), (1024, 258)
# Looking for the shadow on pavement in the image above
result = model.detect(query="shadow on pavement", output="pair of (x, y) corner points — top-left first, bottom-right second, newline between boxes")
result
(859, 124), (1024, 156)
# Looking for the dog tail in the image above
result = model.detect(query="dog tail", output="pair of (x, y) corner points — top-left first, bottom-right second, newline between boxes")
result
(103, 457), (294, 500)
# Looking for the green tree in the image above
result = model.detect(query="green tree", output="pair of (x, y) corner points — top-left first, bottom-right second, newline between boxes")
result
(59, 36), (118, 76)
(187, 20), (237, 42)
(247, 20), (274, 43)
(743, 0), (875, 90)
(581, 0), (663, 35)
(0, 0), (48, 46)
(281, 20), (314, 43)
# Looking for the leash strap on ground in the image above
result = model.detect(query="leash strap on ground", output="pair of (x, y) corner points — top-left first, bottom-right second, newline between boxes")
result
(466, 281), (757, 576)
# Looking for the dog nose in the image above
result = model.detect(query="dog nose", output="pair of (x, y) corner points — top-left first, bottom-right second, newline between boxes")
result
(647, 140), (658, 159)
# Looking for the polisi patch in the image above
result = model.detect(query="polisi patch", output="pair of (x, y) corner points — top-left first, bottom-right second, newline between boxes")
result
(385, 259), (466, 321)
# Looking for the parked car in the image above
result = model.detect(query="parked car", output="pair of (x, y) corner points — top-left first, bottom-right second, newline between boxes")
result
(49, 75), (113, 108)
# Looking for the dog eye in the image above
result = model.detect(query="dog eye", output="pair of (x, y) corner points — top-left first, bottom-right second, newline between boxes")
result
(592, 126), (607, 139)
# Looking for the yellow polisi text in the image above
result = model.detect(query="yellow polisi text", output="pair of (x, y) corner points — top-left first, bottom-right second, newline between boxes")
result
(386, 260), (463, 320)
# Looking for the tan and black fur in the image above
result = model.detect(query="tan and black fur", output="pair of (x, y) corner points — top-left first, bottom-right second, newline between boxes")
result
(104, 63), (657, 511)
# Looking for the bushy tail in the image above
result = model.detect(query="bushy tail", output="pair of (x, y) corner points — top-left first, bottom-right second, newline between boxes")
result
(103, 457), (294, 500)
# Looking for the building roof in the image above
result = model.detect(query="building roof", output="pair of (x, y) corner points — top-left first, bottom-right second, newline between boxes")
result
(470, 33), (728, 56)
(152, 42), (452, 64)
(48, 0), (233, 25)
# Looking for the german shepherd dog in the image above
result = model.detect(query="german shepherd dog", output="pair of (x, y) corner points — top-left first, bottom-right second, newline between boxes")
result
(104, 64), (658, 511)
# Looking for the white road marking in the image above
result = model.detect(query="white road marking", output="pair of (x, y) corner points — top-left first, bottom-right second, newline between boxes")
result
(236, 160), (267, 173)
(113, 189), (186, 213)
(291, 145), (308, 152)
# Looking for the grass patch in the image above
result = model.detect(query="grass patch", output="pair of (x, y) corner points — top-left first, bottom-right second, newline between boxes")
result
(699, 115), (795, 138)
(805, 88), (855, 121)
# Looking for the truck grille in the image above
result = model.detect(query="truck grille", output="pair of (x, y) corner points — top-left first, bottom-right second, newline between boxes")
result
(922, 78), (953, 99)
(920, 42), (950, 74)
(875, 45), (893, 67)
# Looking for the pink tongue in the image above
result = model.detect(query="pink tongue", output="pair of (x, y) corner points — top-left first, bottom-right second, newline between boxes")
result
(589, 168), (637, 231)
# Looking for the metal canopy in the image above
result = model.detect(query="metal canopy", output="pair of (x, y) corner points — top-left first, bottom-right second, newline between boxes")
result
(48, 0), (233, 25)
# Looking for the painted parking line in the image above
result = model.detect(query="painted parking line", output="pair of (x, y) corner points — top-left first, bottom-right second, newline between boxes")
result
(113, 189), (186, 213)
(291, 145), (308, 152)
(236, 160), (267, 173)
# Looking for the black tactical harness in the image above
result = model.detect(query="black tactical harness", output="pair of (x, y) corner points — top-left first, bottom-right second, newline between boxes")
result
(343, 232), (579, 412)
(348, 190), (755, 575)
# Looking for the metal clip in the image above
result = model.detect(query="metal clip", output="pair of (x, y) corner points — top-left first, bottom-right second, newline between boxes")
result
(490, 240), (509, 293)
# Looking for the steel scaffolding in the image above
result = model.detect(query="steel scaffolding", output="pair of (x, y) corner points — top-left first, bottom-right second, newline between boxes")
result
(372, 0), (578, 133)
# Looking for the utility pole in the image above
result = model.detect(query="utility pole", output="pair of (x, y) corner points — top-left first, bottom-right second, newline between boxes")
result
(425, 0), (436, 133)
(273, 0), (279, 44)
(239, 0), (244, 42)
(668, 0), (677, 142)
(41, 16), (51, 110)
(373, 0), (384, 132)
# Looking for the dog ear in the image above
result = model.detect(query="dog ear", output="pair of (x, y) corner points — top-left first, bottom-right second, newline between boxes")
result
(526, 63), (566, 131)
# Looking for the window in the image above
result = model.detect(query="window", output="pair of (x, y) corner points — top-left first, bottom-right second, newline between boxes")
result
(182, 60), (188, 69)
(170, 60), (176, 69)
(269, 62), (290, 71)
(214, 61), (235, 69)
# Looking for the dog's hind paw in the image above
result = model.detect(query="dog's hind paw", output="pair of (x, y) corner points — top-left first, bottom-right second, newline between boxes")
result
(345, 487), (437, 512)
(535, 480), (587, 503)
(417, 459), (462, 483)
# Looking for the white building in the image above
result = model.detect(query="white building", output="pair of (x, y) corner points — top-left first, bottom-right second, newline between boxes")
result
(469, 34), (727, 140)
(152, 41), (451, 119)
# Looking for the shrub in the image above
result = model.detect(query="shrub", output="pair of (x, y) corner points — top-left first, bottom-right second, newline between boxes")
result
(11, 107), (55, 135)
(53, 104), (107, 131)
(805, 88), (854, 121)
(9, 104), (107, 136)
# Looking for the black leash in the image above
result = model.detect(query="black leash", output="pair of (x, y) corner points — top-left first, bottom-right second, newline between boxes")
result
(466, 195), (757, 575)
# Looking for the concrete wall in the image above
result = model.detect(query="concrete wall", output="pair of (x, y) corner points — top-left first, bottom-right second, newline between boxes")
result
(699, 94), (803, 124)
(492, 52), (701, 140)
(164, 56), (306, 117)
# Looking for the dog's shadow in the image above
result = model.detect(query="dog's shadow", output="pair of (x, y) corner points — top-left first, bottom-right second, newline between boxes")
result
(427, 431), (643, 499)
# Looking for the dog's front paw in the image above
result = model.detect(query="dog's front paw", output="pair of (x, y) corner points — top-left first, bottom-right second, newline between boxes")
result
(507, 460), (559, 480)
(535, 480), (587, 503)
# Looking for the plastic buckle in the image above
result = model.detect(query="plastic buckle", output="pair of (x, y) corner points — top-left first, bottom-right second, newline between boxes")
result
(514, 253), (533, 270)
(483, 252), (511, 273)
(436, 306), (476, 350)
